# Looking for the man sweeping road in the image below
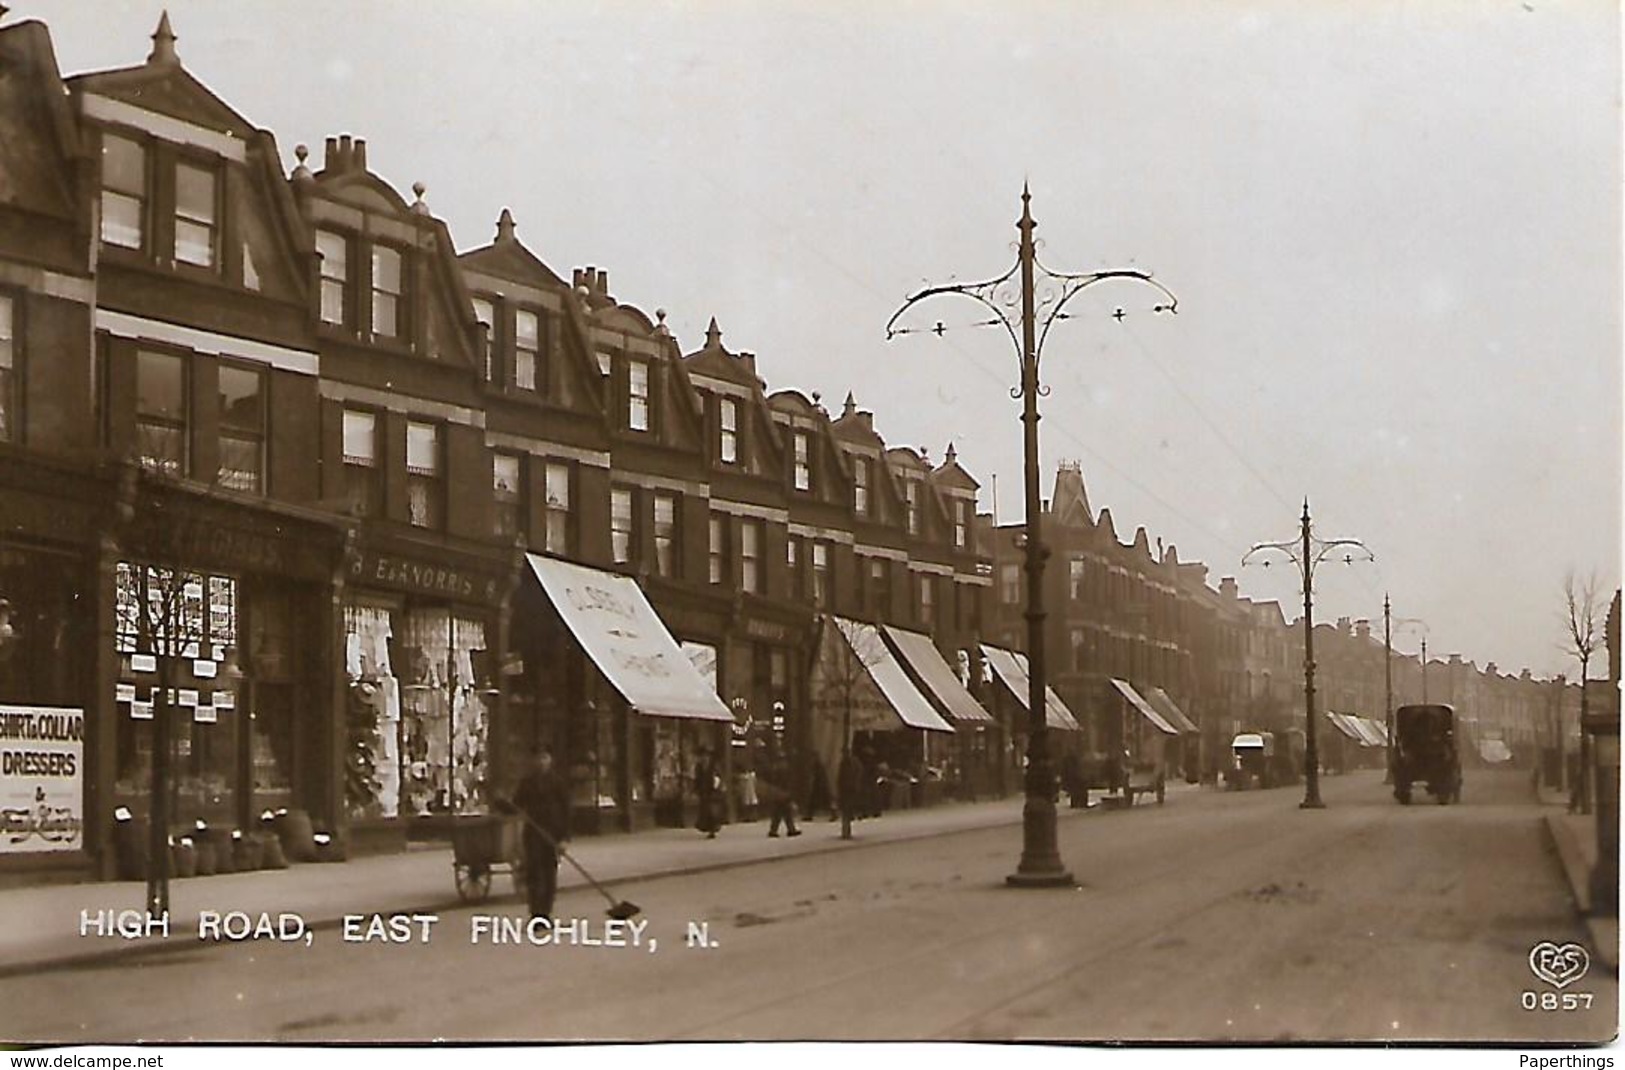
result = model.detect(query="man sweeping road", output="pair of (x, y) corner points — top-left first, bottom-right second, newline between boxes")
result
(507, 746), (572, 920)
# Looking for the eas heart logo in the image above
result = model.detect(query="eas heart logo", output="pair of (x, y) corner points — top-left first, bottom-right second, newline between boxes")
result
(1528, 942), (1591, 989)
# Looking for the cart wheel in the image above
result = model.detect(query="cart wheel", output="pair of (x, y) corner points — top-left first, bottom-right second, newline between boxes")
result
(456, 862), (492, 903)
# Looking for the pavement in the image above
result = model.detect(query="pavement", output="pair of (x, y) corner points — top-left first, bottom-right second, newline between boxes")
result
(1536, 779), (1619, 973)
(1, 787), (1201, 978)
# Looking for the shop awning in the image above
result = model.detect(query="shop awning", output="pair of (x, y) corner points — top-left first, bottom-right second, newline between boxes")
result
(979, 645), (1082, 731)
(835, 618), (955, 733)
(1324, 711), (1366, 744)
(525, 554), (732, 722)
(1352, 717), (1387, 747)
(883, 626), (994, 725)
(1111, 679), (1178, 736)
(1146, 687), (1199, 734)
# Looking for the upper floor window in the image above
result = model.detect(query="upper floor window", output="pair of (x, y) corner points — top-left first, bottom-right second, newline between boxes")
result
(135, 350), (186, 476)
(100, 133), (146, 250)
(514, 309), (539, 391)
(708, 514), (726, 585)
(868, 558), (889, 617)
(793, 432), (811, 491)
(919, 575), (935, 627)
(905, 480), (920, 535)
(405, 421), (442, 528)
(719, 399), (738, 464)
(853, 457), (870, 516)
(341, 408), (381, 517)
(493, 452), (523, 541)
(653, 493), (678, 578)
(316, 230), (349, 326)
(371, 245), (403, 339)
(628, 361), (650, 432)
(543, 461), (572, 555)
(954, 502), (970, 549)
(174, 162), (217, 269)
(596, 349), (612, 377)
(611, 486), (634, 565)
(999, 563), (1021, 605)
(217, 364), (264, 494)
(0, 294), (14, 444)
(741, 521), (762, 594)
(787, 536), (804, 598)
(1069, 558), (1086, 600)
(471, 298), (495, 381)
(812, 542), (830, 605)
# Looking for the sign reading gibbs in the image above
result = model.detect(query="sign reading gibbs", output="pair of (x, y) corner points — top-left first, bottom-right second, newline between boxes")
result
(0, 705), (84, 852)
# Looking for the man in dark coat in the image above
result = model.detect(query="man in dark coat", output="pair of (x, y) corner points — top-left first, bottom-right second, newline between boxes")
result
(509, 746), (571, 920)
(762, 749), (801, 838)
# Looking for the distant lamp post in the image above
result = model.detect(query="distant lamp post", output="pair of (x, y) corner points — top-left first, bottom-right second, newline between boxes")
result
(886, 186), (1177, 886)
(1244, 500), (1373, 809)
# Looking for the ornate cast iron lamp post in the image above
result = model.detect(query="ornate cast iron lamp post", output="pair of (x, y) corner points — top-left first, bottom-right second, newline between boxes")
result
(1243, 500), (1372, 809)
(886, 187), (1177, 886)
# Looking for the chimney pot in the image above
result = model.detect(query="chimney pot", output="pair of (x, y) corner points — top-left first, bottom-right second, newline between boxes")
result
(324, 136), (339, 170)
(354, 139), (367, 171)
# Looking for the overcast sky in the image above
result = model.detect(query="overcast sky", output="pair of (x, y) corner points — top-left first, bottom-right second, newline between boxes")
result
(19, 0), (1621, 681)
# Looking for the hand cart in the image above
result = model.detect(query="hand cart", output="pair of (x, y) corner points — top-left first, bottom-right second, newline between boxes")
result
(450, 813), (524, 903)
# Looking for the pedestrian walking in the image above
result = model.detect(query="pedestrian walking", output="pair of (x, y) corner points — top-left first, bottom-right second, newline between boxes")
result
(762, 749), (801, 838)
(694, 749), (723, 838)
(506, 746), (571, 921)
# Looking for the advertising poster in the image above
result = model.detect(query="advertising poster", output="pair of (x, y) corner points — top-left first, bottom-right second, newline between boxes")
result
(0, 705), (84, 854)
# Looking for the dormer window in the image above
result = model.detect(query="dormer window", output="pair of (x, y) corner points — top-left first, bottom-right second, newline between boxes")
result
(471, 297), (495, 381)
(596, 350), (612, 377)
(514, 309), (539, 391)
(100, 133), (147, 250)
(954, 501), (970, 548)
(905, 481), (920, 535)
(371, 245), (403, 338)
(719, 399), (739, 464)
(854, 458), (870, 516)
(174, 161), (217, 269)
(628, 361), (650, 432)
(793, 432), (811, 492)
(316, 230), (349, 326)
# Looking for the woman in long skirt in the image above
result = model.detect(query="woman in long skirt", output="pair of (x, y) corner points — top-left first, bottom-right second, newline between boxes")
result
(695, 750), (722, 838)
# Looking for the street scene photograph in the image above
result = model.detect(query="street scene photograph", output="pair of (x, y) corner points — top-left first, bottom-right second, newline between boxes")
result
(0, 0), (1618, 1058)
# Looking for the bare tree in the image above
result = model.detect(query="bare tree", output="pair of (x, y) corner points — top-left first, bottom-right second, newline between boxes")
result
(1562, 569), (1605, 815)
(809, 616), (890, 840)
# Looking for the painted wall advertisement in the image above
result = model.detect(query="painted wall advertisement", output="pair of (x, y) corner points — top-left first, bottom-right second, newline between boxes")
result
(0, 704), (84, 853)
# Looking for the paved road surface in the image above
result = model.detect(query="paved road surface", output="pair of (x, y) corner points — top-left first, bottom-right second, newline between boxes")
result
(3, 768), (1612, 1044)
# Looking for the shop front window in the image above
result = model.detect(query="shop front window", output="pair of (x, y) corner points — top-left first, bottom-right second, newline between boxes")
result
(396, 609), (489, 817)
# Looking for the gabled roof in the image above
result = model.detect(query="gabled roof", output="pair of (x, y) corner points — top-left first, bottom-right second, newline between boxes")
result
(831, 393), (885, 449)
(929, 443), (980, 494)
(67, 14), (258, 139)
(456, 209), (568, 289)
(0, 19), (83, 221)
(683, 318), (762, 389)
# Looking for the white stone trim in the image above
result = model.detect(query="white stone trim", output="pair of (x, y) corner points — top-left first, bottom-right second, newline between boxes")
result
(83, 94), (246, 162)
(463, 272), (566, 313)
(689, 374), (755, 401)
(788, 522), (854, 546)
(482, 432), (609, 468)
(956, 573), (993, 587)
(907, 561), (954, 576)
(613, 470), (709, 497)
(709, 498), (787, 524)
(97, 309), (318, 376)
(0, 263), (94, 305)
(320, 380), (483, 427)
(854, 544), (909, 562)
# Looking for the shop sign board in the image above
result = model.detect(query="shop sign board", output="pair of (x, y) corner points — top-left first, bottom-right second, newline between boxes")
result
(0, 705), (84, 853)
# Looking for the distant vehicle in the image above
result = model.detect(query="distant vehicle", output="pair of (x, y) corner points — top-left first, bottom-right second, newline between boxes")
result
(1479, 738), (1513, 765)
(1393, 703), (1462, 805)
(1229, 732), (1274, 790)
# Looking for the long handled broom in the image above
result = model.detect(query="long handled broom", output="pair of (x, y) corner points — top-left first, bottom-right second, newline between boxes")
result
(501, 802), (641, 921)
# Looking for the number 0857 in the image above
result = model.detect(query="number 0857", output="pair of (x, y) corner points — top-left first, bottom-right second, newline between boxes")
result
(1522, 991), (1594, 1011)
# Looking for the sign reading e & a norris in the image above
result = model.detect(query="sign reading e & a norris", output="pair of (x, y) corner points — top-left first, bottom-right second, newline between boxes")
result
(0, 705), (84, 853)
